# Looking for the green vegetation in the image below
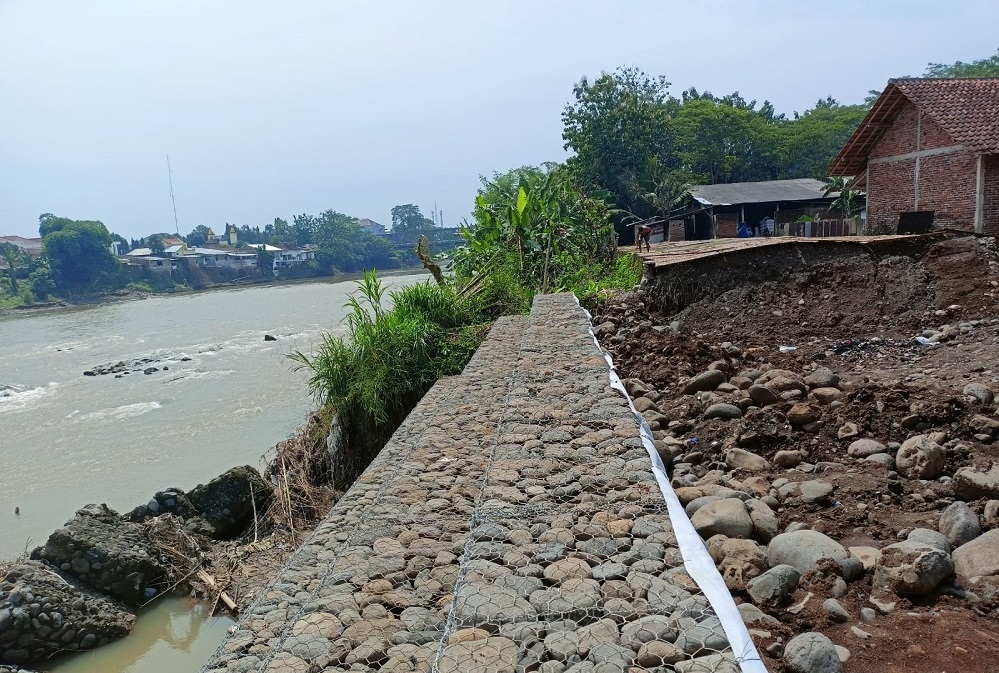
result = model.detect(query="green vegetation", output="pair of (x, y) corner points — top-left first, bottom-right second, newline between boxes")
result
(0, 240), (56, 308)
(291, 274), (492, 485)
(294, 210), (399, 273)
(562, 67), (869, 222)
(924, 48), (999, 78)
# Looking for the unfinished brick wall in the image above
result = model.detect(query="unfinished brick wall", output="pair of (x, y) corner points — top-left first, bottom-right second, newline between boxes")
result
(871, 103), (919, 159)
(868, 161), (916, 233)
(918, 150), (978, 228)
(668, 220), (686, 241)
(985, 156), (999, 236)
(866, 99), (978, 233)
(714, 212), (738, 238)
(921, 113), (958, 151)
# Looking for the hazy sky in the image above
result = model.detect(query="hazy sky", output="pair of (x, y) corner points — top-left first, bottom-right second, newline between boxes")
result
(2, 0), (997, 240)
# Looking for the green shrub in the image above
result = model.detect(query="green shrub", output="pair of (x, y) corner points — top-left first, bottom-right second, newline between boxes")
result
(291, 273), (488, 461)
(559, 253), (643, 303)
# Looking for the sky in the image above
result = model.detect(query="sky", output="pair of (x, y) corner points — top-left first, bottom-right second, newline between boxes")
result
(1, 0), (997, 240)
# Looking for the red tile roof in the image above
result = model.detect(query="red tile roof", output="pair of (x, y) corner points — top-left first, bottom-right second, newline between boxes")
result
(830, 77), (999, 176)
(895, 78), (999, 154)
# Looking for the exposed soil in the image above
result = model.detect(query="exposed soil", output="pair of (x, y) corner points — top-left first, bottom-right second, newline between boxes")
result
(593, 235), (999, 672)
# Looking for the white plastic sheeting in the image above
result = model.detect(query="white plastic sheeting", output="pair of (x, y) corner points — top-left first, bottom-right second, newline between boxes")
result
(578, 299), (769, 673)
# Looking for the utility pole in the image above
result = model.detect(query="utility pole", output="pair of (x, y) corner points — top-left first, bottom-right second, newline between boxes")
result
(166, 153), (180, 235)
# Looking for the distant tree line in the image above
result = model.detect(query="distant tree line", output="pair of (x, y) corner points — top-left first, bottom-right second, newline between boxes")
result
(2, 204), (448, 306)
(561, 50), (999, 222)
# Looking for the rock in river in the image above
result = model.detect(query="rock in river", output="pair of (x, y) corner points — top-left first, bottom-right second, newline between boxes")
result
(0, 560), (135, 665)
(187, 465), (274, 538)
(30, 504), (167, 607)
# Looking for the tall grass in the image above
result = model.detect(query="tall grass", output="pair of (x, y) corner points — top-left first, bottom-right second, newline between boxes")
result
(290, 273), (490, 486)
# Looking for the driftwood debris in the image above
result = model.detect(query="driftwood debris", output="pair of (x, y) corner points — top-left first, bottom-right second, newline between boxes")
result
(415, 235), (445, 285)
(197, 569), (238, 615)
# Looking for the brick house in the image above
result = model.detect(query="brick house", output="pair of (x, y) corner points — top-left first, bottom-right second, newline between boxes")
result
(829, 77), (999, 235)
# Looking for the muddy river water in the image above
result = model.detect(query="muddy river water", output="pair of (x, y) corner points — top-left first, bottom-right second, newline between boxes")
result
(0, 272), (425, 672)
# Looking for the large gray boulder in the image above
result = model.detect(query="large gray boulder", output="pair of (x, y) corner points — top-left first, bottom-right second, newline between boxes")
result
(690, 498), (753, 539)
(939, 501), (981, 548)
(746, 564), (800, 607)
(188, 465), (274, 538)
(847, 438), (886, 458)
(784, 632), (843, 673)
(952, 463), (999, 500)
(767, 530), (849, 574)
(724, 448), (770, 472)
(804, 367), (840, 390)
(874, 541), (953, 596)
(682, 370), (726, 394)
(30, 505), (167, 607)
(952, 529), (999, 581)
(0, 561), (135, 666)
(895, 435), (946, 480)
(963, 382), (994, 405)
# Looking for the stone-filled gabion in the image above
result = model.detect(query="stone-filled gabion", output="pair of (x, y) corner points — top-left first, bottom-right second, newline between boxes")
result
(0, 561), (135, 665)
(29, 504), (166, 607)
(201, 296), (742, 673)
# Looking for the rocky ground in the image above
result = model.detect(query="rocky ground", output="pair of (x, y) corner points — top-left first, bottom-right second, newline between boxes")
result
(593, 235), (999, 672)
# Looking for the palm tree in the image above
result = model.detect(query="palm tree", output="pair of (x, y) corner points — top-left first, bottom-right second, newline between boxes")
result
(1, 243), (23, 292)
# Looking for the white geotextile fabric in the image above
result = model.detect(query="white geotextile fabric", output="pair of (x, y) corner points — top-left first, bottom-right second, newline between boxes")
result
(578, 300), (768, 673)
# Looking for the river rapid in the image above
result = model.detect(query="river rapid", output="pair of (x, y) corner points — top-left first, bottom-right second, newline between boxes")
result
(0, 272), (426, 672)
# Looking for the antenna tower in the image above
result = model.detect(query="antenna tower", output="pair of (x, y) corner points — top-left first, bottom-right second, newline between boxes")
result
(166, 153), (180, 235)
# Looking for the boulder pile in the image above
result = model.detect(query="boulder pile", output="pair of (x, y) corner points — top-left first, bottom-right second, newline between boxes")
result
(595, 291), (999, 671)
(1, 466), (273, 666)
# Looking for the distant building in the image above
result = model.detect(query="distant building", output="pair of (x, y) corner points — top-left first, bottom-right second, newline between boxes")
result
(666, 178), (849, 241)
(0, 235), (43, 257)
(830, 77), (999, 235)
(357, 218), (387, 236)
(193, 247), (258, 270)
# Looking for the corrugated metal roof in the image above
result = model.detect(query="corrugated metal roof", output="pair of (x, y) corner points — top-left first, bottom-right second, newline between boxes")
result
(689, 178), (832, 206)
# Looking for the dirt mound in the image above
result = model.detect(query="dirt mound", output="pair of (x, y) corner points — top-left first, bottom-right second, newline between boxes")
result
(647, 236), (999, 345)
(592, 235), (999, 673)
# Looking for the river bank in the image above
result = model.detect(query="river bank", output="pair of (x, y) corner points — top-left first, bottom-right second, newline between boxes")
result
(0, 267), (423, 320)
(0, 273), (427, 672)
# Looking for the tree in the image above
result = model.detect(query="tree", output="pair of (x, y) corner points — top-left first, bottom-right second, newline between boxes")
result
(779, 98), (868, 178)
(0, 242), (27, 292)
(925, 49), (999, 78)
(823, 177), (861, 219)
(271, 217), (292, 243)
(390, 204), (435, 245)
(40, 215), (119, 289)
(562, 67), (678, 218)
(147, 234), (166, 255)
(185, 225), (212, 247)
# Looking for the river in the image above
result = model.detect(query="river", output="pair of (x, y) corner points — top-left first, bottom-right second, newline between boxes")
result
(0, 271), (426, 672)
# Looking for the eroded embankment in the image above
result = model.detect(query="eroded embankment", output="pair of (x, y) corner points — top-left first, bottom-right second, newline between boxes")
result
(594, 235), (999, 673)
